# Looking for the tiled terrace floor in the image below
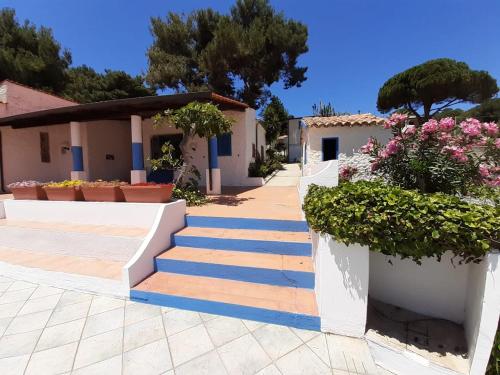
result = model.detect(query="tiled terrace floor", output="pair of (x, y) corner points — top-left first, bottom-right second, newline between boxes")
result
(0, 275), (390, 375)
(187, 186), (303, 220)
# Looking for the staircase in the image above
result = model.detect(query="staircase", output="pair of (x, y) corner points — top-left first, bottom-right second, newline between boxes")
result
(131, 215), (320, 331)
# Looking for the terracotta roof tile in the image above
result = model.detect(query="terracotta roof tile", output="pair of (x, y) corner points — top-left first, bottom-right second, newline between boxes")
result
(303, 114), (385, 128)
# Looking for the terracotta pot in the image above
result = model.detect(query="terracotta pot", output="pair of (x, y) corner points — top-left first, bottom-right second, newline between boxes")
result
(120, 184), (174, 203)
(10, 186), (47, 200)
(81, 186), (125, 202)
(44, 187), (84, 201)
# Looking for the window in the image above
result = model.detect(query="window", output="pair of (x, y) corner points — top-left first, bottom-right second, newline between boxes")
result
(322, 137), (339, 161)
(40, 132), (50, 163)
(217, 133), (232, 156)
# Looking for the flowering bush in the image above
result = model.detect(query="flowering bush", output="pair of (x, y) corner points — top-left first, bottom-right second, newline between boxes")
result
(339, 165), (358, 182)
(362, 114), (499, 193)
(7, 181), (44, 189)
(82, 180), (128, 188)
(45, 180), (84, 188)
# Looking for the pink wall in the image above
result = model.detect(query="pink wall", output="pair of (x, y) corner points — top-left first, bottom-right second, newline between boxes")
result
(0, 80), (76, 118)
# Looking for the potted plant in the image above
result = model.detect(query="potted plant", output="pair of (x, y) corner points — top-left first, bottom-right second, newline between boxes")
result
(43, 180), (84, 201)
(81, 180), (128, 202)
(120, 182), (174, 203)
(7, 181), (47, 200)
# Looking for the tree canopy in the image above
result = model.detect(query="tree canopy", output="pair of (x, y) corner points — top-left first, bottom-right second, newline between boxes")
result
(377, 58), (498, 123)
(146, 0), (308, 108)
(261, 96), (289, 143)
(0, 8), (71, 93)
(62, 66), (155, 103)
(0, 8), (154, 102)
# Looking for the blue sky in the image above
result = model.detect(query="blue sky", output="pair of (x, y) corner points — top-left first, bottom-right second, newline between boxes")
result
(3, 0), (499, 117)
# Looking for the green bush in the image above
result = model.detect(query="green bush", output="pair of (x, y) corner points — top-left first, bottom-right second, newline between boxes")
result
(248, 149), (284, 178)
(303, 181), (499, 264)
(172, 183), (207, 207)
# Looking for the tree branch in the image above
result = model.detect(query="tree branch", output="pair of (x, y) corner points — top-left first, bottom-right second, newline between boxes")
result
(429, 98), (464, 117)
(406, 103), (422, 124)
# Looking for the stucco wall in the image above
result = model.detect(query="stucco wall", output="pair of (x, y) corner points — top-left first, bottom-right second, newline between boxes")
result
(0, 80), (76, 118)
(305, 125), (392, 167)
(85, 120), (132, 181)
(142, 108), (258, 187)
(369, 251), (470, 323)
(1, 124), (72, 187)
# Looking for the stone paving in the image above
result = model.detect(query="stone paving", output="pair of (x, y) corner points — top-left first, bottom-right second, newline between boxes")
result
(0, 275), (391, 375)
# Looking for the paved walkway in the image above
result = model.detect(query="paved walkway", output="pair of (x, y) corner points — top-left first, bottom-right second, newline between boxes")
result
(0, 276), (389, 375)
(265, 164), (301, 187)
(187, 186), (303, 220)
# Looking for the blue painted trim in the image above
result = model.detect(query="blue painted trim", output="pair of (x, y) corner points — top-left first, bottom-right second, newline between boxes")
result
(155, 258), (315, 289)
(186, 216), (309, 232)
(130, 290), (321, 331)
(173, 235), (311, 256)
(321, 137), (339, 161)
(132, 142), (144, 170)
(71, 146), (84, 171)
(209, 136), (219, 168)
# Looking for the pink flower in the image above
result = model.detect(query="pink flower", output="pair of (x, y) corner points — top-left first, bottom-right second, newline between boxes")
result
(378, 149), (389, 159)
(403, 125), (417, 137)
(442, 145), (468, 163)
(482, 122), (498, 136)
(422, 119), (439, 134)
(360, 138), (375, 154)
(385, 138), (401, 156)
(460, 118), (482, 137)
(438, 132), (452, 143)
(371, 160), (379, 171)
(475, 137), (488, 147)
(384, 113), (408, 129)
(438, 118), (455, 132)
(479, 164), (490, 177)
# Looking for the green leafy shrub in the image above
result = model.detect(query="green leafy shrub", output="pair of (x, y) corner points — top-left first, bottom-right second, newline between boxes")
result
(172, 183), (207, 207)
(248, 148), (284, 178)
(303, 181), (499, 264)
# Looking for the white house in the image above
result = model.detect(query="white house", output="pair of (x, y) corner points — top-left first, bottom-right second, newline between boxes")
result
(0, 80), (266, 192)
(295, 114), (392, 175)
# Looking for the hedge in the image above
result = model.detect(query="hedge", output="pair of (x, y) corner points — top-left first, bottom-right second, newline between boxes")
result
(303, 181), (499, 264)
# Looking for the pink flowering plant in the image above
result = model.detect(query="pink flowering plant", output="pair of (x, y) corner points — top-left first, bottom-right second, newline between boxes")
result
(362, 113), (500, 193)
(339, 165), (359, 182)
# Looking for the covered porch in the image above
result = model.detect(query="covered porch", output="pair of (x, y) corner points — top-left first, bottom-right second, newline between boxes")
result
(0, 92), (254, 192)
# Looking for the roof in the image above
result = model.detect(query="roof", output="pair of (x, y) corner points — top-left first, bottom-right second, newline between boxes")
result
(0, 79), (79, 105)
(302, 114), (385, 128)
(0, 91), (248, 129)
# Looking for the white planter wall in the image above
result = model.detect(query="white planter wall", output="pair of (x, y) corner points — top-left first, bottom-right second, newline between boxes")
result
(312, 232), (500, 375)
(312, 232), (368, 337)
(369, 252), (470, 323)
(298, 160), (338, 205)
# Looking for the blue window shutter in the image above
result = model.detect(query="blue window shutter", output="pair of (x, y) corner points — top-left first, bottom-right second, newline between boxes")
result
(217, 133), (232, 156)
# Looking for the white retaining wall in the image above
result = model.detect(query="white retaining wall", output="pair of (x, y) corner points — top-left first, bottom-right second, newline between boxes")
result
(312, 232), (368, 337)
(464, 252), (500, 375)
(312, 233), (500, 375)
(3, 199), (165, 228)
(298, 160), (339, 204)
(124, 200), (186, 287)
(369, 252), (469, 323)
(0, 201), (4, 219)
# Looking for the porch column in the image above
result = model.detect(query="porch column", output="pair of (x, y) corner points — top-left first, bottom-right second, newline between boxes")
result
(70, 121), (87, 180)
(206, 136), (221, 195)
(130, 115), (147, 184)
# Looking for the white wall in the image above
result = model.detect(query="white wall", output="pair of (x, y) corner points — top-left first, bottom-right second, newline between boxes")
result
(305, 125), (391, 168)
(141, 108), (261, 187)
(369, 251), (470, 323)
(124, 199), (186, 287)
(1, 124), (72, 187)
(313, 233), (369, 337)
(85, 120), (132, 182)
(3, 199), (167, 229)
(298, 160), (339, 206)
(464, 252), (500, 375)
(0, 200), (5, 218)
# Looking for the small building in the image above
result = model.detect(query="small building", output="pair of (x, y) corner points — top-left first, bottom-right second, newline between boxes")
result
(0, 80), (265, 192)
(291, 114), (391, 174)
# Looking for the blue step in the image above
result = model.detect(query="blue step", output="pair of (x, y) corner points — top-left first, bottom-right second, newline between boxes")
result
(130, 290), (321, 331)
(154, 258), (315, 289)
(172, 235), (312, 257)
(186, 215), (309, 232)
